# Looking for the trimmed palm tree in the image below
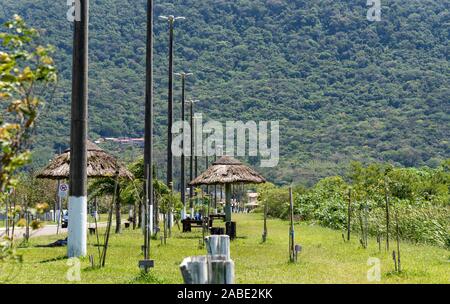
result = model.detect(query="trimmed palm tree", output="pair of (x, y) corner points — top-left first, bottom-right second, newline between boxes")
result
(89, 177), (123, 234)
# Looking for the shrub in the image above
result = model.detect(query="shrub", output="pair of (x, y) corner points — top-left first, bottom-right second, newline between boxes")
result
(30, 220), (44, 230)
(16, 218), (26, 228)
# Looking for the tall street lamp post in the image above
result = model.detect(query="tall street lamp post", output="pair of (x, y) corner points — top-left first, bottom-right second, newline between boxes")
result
(204, 128), (213, 199)
(139, 0), (154, 272)
(159, 15), (185, 191)
(188, 99), (199, 216)
(175, 72), (193, 219)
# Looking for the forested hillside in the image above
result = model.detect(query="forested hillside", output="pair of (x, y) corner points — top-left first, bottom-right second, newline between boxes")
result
(1, 0), (449, 184)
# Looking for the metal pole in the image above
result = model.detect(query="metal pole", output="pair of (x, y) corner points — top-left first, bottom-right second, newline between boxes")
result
(189, 101), (194, 212)
(181, 75), (186, 216)
(205, 143), (209, 198)
(167, 19), (174, 188)
(214, 153), (217, 211)
(68, 0), (89, 258)
(194, 115), (198, 179)
(175, 73), (192, 219)
(187, 99), (199, 217)
(144, 0), (154, 257)
(194, 113), (199, 216)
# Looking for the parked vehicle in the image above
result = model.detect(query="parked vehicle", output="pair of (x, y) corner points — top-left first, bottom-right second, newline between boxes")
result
(61, 211), (69, 228)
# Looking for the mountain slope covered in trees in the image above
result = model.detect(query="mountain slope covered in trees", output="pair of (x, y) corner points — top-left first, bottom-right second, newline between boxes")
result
(1, 0), (449, 184)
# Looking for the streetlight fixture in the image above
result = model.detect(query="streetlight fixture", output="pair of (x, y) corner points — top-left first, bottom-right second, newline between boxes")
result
(159, 15), (185, 191)
(187, 99), (199, 217)
(175, 72), (193, 219)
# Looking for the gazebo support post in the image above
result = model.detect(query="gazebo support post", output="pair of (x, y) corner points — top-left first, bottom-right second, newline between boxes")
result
(225, 183), (232, 222)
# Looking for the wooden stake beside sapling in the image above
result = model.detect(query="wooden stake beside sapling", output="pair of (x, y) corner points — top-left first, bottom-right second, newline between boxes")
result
(168, 183), (173, 238)
(364, 203), (369, 248)
(358, 204), (366, 249)
(10, 197), (16, 243)
(24, 198), (30, 243)
(384, 181), (390, 252)
(262, 198), (268, 243)
(101, 172), (119, 267)
(377, 232), (381, 253)
(163, 213), (167, 245)
(289, 187), (296, 263)
(201, 191), (206, 248)
(347, 188), (352, 241)
(395, 209), (401, 272)
(392, 250), (397, 272)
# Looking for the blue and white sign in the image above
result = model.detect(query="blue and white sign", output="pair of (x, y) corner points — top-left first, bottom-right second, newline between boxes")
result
(59, 183), (69, 198)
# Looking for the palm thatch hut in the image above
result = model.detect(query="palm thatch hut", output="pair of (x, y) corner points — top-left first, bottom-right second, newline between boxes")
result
(189, 156), (266, 222)
(36, 141), (133, 180)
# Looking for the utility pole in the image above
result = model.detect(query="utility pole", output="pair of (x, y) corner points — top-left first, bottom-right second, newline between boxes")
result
(175, 72), (193, 220)
(140, 0), (154, 272)
(68, 0), (89, 258)
(160, 15), (185, 191)
(194, 116), (199, 180)
(194, 112), (201, 217)
(213, 147), (218, 212)
(188, 99), (199, 216)
(205, 131), (210, 198)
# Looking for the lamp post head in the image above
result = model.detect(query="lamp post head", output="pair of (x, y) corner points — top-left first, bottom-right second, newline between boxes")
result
(188, 99), (200, 105)
(175, 72), (194, 78)
(159, 15), (185, 23)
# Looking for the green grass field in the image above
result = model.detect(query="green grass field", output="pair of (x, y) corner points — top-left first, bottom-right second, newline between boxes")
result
(4, 213), (449, 284)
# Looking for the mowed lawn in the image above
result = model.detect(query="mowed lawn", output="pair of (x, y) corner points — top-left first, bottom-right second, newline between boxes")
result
(5, 213), (449, 284)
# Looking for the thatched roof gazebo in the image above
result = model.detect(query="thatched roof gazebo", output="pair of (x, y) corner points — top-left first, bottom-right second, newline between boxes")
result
(190, 156), (266, 223)
(37, 141), (133, 180)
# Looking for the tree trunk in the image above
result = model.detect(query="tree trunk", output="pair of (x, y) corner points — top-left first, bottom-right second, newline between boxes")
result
(385, 187), (390, 252)
(347, 189), (351, 241)
(138, 200), (142, 228)
(262, 200), (268, 242)
(11, 198), (16, 242)
(154, 195), (160, 228)
(25, 202), (30, 242)
(132, 203), (137, 230)
(115, 184), (121, 234)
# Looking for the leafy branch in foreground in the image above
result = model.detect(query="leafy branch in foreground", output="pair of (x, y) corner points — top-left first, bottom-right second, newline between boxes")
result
(0, 14), (57, 204)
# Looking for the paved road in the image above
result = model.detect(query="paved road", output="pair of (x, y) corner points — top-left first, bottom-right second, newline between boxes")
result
(0, 222), (108, 239)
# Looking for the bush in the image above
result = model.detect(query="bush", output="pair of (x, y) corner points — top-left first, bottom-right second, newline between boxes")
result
(291, 166), (450, 248)
(30, 220), (44, 230)
(16, 218), (26, 228)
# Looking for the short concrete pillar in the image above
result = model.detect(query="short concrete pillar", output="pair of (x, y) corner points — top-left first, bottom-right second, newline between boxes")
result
(205, 235), (230, 260)
(180, 235), (234, 284)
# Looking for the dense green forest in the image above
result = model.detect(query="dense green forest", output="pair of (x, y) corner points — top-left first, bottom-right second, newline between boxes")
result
(1, 0), (449, 185)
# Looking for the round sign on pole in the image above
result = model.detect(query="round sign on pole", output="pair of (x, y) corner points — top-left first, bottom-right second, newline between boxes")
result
(59, 184), (69, 198)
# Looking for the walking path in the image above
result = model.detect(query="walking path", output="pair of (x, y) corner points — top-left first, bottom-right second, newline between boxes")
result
(0, 222), (108, 239)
